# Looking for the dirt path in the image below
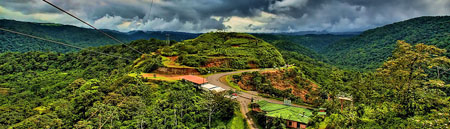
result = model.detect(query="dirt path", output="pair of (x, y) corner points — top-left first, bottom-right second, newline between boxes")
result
(206, 69), (313, 129)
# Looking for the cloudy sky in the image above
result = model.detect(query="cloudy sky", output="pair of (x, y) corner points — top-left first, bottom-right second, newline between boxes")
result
(0, 0), (449, 33)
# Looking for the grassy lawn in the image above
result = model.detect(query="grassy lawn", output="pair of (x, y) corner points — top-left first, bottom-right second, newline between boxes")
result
(223, 74), (246, 92)
(227, 110), (248, 129)
(129, 73), (180, 82)
(146, 76), (178, 82)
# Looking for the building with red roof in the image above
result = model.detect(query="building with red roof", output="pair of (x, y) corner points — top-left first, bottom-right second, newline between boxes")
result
(181, 75), (208, 85)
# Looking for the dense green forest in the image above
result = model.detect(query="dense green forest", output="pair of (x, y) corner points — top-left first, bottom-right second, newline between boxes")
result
(162, 32), (286, 69)
(1, 16), (449, 128)
(310, 41), (450, 128)
(324, 16), (450, 71)
(254, 34), (353, 53)
(253, 34), (353, 62)
(0, 38), (241, 128)
(0, 19), (199, 53)
(227, 34), (348, 106)
(241, 41), (450, 128)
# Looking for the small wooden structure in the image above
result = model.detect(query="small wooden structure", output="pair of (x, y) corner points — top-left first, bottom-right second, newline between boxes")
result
(338, 96), (353, 111)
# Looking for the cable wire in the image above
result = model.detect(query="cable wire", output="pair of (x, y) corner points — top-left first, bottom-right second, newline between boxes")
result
(0, 27), (133, 61)
(42, 0), (145, 55)
(148, 0), (154, 20)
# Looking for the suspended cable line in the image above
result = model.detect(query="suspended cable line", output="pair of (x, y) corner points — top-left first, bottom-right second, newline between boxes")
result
(0, 27), (133, 61)
(148, 0), (154, 20)
(42, 0), (145, 55)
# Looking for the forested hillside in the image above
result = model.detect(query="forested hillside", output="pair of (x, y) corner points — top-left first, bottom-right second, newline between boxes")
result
(239, 41), (450, 128)
(309, 41), (450, 128)
(255, 34), (353, 53)
(230, 38), (343, 106)
(159, 32), (285, 70)
(0, 38), (240, 128)
(1, 0), (449, 127)
(324, 16), (450, 70)
(0, 19), (199, 53)
(1, 17), (449, 128)
(252, 34), (353, 62)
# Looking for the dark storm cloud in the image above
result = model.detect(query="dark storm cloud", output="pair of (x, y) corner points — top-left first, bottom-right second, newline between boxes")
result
(259, 0), (449, 32)
(0, 0), (448, 32)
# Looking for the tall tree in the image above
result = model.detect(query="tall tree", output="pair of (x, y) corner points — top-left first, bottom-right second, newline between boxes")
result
(377, 40), (450, 116)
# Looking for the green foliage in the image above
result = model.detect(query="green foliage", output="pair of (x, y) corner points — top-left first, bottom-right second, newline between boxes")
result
(227, 110), (248, 129)
(0, 19), (199, 53)
(177, 55), (208, 67)
(0, 39), (164, 78)
(255, 34), (353, 52)
(255, 34), (353, 61)
(234, 72), (302, 103)
(2, 18), (449, 128)
(270, 40), (328, 62)
(164, 32), (286, 68)
(311, 42), (450, 128)
(1, 72), (239, 128)
(324, 16), (450, 71)
(229, 58), (250, 69)
(0, 37), (240, 128)
(133, 54), (163, 73)
(249, 111), (287, 129)
(376, 41), (449, 116)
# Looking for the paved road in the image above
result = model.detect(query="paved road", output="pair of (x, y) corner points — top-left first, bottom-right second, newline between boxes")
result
(206, 69), (313, 129)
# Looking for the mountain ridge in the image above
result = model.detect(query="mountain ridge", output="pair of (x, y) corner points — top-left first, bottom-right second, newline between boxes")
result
(0, 19), (200, 53)
(323, 16), (450, 70)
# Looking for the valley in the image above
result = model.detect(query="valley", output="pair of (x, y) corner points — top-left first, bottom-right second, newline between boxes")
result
(0, 7), (449, 128)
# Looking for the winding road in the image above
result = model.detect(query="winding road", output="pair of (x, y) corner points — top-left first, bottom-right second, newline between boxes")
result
(206, 69), (313, 129)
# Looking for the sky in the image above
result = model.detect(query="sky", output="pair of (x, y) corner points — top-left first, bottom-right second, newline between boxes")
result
(0, 0), (449, 33)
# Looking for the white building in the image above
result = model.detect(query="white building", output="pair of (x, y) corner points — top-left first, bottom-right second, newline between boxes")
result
(201, 84), (225, 92)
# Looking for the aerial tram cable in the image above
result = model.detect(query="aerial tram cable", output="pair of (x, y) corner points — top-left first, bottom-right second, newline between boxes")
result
(0, 27), (133, 61)
(148, 0), (154, 20)
(42, 0), (145, 55)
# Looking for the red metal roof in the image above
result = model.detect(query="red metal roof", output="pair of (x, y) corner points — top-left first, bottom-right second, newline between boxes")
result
(181, 75), (207, 84)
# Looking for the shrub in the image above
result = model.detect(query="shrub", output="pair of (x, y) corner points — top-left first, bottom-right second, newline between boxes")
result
(230, 59), (250, 69)
(177, 55), (207, 67)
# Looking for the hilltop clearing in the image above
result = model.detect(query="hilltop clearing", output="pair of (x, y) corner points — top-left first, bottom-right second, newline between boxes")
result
(132, 32), (286, 75)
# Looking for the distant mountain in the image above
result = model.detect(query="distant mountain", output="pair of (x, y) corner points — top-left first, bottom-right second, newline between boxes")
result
(0, 19), (199, 53)
(260, 31), (361, 36)
(124, 30), (200, 41)
(254, 34), (354, 53)
(323, 16), (450, 70)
